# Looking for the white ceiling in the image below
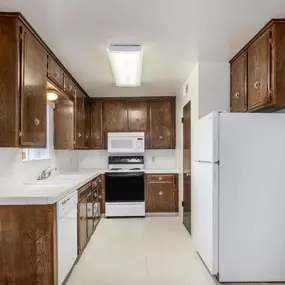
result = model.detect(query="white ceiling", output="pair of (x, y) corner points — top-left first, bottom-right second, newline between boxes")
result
(1, 0), (285, 97)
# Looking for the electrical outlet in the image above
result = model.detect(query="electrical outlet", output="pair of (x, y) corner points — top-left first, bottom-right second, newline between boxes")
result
(152, 156), (155, 162)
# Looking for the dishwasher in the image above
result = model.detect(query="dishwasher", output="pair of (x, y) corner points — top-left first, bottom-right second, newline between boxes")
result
(57, 191), (78, 284)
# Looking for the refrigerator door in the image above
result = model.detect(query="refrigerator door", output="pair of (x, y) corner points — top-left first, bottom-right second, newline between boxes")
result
(218, 113), (285, 282)
(195, 112), (219, 163)
(195, 161), (219, 275)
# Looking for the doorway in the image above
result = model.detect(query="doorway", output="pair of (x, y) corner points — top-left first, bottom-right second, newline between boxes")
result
(182, 101), (191, 234)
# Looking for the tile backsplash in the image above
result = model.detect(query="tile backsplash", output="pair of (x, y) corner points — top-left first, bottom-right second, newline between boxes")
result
(0, 148), (78, 185)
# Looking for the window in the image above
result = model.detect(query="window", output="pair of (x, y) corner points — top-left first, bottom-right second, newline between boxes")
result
(22, 103), (54, 161)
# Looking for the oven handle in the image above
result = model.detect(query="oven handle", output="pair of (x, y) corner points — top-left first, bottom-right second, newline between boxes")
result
(105, 172), (144, 177)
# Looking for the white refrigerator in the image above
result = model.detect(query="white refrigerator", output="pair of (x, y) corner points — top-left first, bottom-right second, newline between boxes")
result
(194, 111), (285, 282)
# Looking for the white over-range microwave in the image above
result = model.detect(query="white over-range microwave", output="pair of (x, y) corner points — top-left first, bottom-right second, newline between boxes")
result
(107, 132), (145, 154)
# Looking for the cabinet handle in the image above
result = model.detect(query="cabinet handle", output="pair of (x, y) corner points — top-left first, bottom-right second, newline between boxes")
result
(235, 92), (240, 99)
(99, 195), (102, 199)
(34, 118), (40, 126)
(78, 133), (82, 138)
(86, 135), (89, 139)
(158, 177), (162, 181)
(158, 191), (163, 196)
(136, 118), (139, 122)
(69, 85), (73, 91)
(159, 136), (163, 140)
(254, 81), (260, 89)
(55, 72), (60, 78)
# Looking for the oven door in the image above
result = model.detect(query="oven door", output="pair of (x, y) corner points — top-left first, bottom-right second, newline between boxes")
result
(105, 172), (145, 202)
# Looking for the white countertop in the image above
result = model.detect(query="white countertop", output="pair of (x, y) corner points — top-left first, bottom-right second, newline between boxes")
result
(0, 168), (179, 205)
(0, 170), (101, 205)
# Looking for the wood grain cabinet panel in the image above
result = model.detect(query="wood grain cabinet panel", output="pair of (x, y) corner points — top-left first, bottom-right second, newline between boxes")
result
(103, 101), (128, 132)
(64, 75), (76, 98)
(145, 174), (178, 213)
(230, 53), (247, 112)
(90, 100), (104, 149)
(47, 55), (64, 89)
(20, 25), (47, 147)
(0, 205), (56, 285)
(0, 17), (19, 147)
(149, 100), (175, 149)
(128, 101), (148, 131)
(78, 193), (88, 255)
(54, 97), (74, 149)
(247, 30), (272, 111)
(84, 95), (90, 148)
(74, 88), (85, 148)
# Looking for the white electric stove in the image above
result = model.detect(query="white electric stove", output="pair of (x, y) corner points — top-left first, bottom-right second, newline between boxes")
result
(105, 156), (145, 217)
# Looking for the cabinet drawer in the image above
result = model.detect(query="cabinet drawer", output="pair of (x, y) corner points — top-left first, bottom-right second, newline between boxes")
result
(146, 174), (175, 183)
(78, 182), (91, 199)
(64, 74), (76, 97)
(47, 56), (64, 88)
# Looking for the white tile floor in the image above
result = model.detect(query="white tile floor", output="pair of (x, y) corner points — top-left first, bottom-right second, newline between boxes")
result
(67, 217), (285, 285)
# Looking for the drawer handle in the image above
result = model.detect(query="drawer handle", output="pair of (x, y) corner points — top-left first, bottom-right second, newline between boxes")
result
(158, 191), (163, 196)
(235, 92), (240, 99)
(69, 85), (73, 91)
(55, 72), (60, 78)
(158, 177), (162, 181)
(254, 81), (260, 89)
(34, 117), (40, 126)
(159, 136), (163, 140)
(78, 133), (82, 138)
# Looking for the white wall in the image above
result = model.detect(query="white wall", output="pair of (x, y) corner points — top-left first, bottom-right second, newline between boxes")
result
(177, 61), (230, 244)
(0, 148), (78, 185)
(77, 149), (177, 170)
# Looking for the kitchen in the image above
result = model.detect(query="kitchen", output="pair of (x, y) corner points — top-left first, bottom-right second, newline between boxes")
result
(1, 1), (285, 285)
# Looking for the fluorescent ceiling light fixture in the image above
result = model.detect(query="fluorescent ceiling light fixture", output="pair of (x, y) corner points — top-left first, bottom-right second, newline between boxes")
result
(47, 90), (58, 101)
(107, 45), (143, 87)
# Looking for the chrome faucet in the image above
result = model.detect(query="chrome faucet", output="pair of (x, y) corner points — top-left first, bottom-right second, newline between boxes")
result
(37, 167), (57, 180)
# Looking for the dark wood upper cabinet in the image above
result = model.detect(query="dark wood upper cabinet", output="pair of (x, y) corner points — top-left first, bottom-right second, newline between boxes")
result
(230, 52), (247, 112)
(20, 25), (47, 147)
(74, 88), (85, 148)
(247, 30), (272, 111)
(84, 95), (90, 148)
(54, 97), (74, 149)
(47, 55), (64, 89)
(149, 100), (175, 149)
(230, 20), (285, 112)
(128, 101), (148, 131)
(90, 100), (104, 149)
(0, 16), (20, 147)
(103, 101), (128, 132)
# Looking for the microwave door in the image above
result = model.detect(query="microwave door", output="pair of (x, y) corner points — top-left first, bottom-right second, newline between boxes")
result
(108, 137), (135, 153)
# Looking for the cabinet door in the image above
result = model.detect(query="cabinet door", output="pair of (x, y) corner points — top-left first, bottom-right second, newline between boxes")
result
(74, 88), (85, 148)
(230, 53), (247, 112)
(47, 56), (64, 89)
(78, 195), (87, 254)
(90, 100), (104, 148)
(87, 191), (93, 239)
(248, 30), (272, 110)
(103, 101), (127, 132)
(64, 75), (75, 98)
(145, 175), (178, 212)
(128, 101), (148, 131)
(20, 27), (47, 147)
(54, 98), (74, 149)
(84, 96), (90, 148)
(149, 101), (174, 149)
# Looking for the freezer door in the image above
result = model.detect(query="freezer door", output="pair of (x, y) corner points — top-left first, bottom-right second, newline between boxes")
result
(218, 112), (285, 282)
(195, 161), (218, 275)
(195, 112), (219, 163)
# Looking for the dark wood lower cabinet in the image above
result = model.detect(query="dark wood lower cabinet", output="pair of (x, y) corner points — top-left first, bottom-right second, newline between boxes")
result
(0, 205), (56, 285)
(77, 176), (103, 255)
(145, 174), (178, 212)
